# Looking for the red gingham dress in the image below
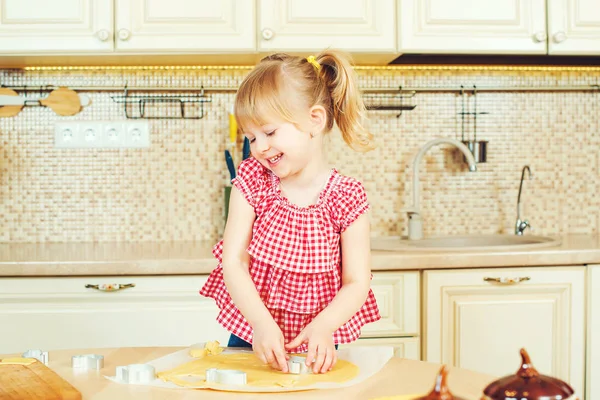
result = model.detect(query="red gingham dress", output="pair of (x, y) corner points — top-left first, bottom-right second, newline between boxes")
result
(199, 157), (380, 353)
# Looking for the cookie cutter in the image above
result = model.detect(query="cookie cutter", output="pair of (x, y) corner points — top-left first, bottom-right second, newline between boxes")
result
(22, 349), (48, 365)
(205, 368), (247, 385)
(72, 354), (104, 370)
(115, 364), (156, 384)
(287, 355), (311, 374)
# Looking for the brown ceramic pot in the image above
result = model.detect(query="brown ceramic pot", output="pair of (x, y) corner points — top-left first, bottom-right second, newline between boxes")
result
(481, 348), (577, 400)
(415, 365), (468, 400)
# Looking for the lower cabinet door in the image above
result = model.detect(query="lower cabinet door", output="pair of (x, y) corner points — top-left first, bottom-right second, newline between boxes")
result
(587, 264), (600, 400)
(0, 275), (229, 354)
(361, 271), (420, 338)
(423, 266), (585, 397)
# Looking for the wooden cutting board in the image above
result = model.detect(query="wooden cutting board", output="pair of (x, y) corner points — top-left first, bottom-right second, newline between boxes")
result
(0, 358), (81, 400)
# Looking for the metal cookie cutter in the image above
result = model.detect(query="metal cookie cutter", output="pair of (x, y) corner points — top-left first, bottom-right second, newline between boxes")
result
(115, 364), (156, 384)
(287, 355), (311, 374)
(22, 349), (48, 365)
(206, 368), (247, 385)
(72, 354), (104, 370)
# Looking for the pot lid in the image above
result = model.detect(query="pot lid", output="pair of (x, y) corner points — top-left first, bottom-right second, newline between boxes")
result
(415, 365), (468, 400)
(483, 348), (575, 400)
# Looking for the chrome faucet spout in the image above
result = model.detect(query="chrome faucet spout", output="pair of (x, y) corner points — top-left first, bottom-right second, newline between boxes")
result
(515, 165), (532, 235)
(407, 138), (477, 240)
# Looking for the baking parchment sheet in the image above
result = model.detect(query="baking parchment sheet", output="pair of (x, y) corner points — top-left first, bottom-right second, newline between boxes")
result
(105, 343), (393, 393)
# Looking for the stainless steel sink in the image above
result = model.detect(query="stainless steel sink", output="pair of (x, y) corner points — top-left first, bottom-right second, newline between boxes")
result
(371, 234), (561, 252)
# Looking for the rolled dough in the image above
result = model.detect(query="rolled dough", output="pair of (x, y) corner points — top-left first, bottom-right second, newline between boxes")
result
(158, 348), (359, 389)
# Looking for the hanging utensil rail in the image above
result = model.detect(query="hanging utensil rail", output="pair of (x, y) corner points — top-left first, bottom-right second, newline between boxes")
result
(3, 84), (599, 93)
(3, 83), (597, 119)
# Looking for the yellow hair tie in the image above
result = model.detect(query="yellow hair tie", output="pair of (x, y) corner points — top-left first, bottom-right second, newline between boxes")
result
(306, 55), (321, 71)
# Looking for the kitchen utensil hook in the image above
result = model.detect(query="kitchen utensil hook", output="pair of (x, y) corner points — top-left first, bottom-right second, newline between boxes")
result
(473, 85), (477, 143)
(398, 86), (417, 118)
(396, 86), (416, 118)
(460, 86), (466, 141)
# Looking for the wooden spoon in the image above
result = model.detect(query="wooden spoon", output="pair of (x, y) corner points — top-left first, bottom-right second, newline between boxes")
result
(0, 88), (24, 117)
(39, 87), (82, 116)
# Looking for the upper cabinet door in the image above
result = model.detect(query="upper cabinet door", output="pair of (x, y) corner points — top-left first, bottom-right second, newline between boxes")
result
(398, 0), (547, 54)
(548, 0), (600, 55)
(0, 0), (113, 54)
(258, 0), (396, 52)
(114, 0), (255, 52)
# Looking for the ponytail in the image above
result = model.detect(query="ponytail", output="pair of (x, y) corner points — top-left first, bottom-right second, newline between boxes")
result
(316, 50), (374, 152)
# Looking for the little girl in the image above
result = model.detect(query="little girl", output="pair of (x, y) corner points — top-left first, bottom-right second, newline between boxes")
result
(200, 50), (380, 374)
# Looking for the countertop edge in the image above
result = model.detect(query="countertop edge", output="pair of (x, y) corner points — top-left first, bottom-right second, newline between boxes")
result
(2, 234), (600, 277)
(2, 249), (600, 277)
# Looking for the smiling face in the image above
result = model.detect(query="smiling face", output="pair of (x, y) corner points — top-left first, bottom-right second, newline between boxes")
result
(243, 119), (317, 179)
(234, 55), (332, 180)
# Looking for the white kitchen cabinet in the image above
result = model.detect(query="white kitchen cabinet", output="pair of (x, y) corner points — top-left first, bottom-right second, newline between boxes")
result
(0, 271), (417, 356)
(547, 0), (600, 55)
(398, 0), (547, 54)
(423, 266), (585, 397)
(398, 0), (600, 56)
(114, 0), (255, 52)
(258, 0), (396, 53)
(587, 264), (600, 400)
(0, 0), (253, 55)
(0, 0), (113, 54)
(341, 337), (420, 360)
(0, 275), (229, 354)
(362, 271), (420, 338)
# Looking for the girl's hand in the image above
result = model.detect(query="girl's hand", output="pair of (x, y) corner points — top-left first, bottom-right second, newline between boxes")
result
(285, 322), (337, 374)
(252, 320), (289, 372)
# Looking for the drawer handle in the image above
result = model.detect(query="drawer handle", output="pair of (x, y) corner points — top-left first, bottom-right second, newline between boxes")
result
(85, 283), (135, 292)
(483, 276), (530, 284)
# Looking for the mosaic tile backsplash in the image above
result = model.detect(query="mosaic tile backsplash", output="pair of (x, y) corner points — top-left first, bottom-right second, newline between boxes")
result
(0, 66), (598, 243)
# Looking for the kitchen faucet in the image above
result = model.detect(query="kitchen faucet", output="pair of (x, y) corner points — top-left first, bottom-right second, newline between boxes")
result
(406, 138), (477, 240)
(515, 165), (532, 235)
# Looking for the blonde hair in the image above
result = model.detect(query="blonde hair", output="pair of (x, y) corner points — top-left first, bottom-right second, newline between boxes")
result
(234, 50), (373, 152)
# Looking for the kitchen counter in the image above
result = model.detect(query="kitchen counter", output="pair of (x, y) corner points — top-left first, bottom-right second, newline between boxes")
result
(1, 234), (599, 276)
(0, 346), (495, 399)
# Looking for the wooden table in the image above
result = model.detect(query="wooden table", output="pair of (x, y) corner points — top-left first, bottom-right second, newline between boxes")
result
(2, 347), (496, 399)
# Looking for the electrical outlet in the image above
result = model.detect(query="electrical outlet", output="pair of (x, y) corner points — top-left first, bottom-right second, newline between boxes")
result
(55, 121), (150, 149)
(125, 122), (150, 148)
(104, 123), (123, 148)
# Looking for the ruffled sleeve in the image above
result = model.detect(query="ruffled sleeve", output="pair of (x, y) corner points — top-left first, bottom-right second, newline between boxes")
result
(231, 157), (268, 208)
(332, 177), (370, 232)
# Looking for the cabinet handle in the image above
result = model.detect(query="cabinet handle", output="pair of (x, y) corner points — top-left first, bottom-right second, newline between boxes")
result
(85, 283), (135, 292)
(532, 31), (547, 43)
(483, 276), (530, 284)
(96, 29), (111, 42)
(553, 31), (567, 43)
(118, 29), (131, 41)
(261, 28), (274, 41)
